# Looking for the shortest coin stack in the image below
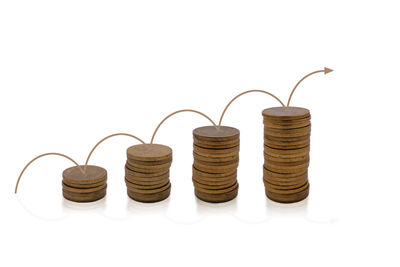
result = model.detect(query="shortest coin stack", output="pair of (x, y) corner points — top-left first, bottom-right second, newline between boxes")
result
(125, 144), (172, 203)
(262, 107), (311, 203)
(62, 165), (107, 202)
(192, 126), (240, 203)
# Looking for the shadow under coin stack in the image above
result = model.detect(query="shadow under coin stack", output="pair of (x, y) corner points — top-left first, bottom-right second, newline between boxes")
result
(192, 126), (240, 203)
(262, 107), (311, 203)
(62, 165), (107, 202)
(125, 144), (172, 203)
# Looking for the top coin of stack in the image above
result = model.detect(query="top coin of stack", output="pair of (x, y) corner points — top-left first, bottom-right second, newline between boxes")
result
(62, 165), (107, 202)
(192, 126), (240, 203)
(262, 107), (311, 203)
(125, 144), (172, 203)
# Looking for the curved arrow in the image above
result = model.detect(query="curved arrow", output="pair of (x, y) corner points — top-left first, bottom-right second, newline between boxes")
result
(287, 67), (333, 107)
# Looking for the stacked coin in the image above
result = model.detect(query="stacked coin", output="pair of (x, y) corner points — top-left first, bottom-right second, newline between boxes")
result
(262, 107), (311, 203)
(192, 126), (240, 203)
(62, 165), (107, 202)
(125, 144), (172, 203)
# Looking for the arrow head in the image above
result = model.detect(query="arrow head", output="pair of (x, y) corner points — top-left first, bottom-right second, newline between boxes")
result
(324, 67), (333, 74)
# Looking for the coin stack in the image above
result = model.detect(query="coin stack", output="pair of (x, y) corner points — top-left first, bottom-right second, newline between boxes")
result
(192, 126), (240, 203)
(262, 107), (311, 203)
(62, 165), (107, 202)
(125, 144), (172, 203)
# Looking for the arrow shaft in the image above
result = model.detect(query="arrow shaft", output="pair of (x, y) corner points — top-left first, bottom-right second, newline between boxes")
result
(84, 133), (145, 167)
(150, 109), (217, 144)
(15, 152), (82, 193)
(218, 89), (285, 127)
(286, 70), (325, 107)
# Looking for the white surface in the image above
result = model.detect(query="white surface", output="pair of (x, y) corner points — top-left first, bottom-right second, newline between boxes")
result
(0, 0), (399, 266)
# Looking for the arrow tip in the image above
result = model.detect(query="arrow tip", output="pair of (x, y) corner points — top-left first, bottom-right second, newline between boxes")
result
(324, 67), (333, 74)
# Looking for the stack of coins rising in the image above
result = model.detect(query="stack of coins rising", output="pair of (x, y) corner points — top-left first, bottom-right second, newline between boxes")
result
(262, 107), (311, 203)
(125, 144), (172, 203)
(62, 165), (107, 202)
(192, 126), (240, 203)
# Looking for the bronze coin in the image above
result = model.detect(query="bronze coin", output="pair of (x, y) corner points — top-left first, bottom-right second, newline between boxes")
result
(264, 134), (310, 142)
(62, 187), (107, 203)
(265, 157), (309, 167)
(264, 153), (309, 163)
(195, 182), (238, 195)
(266, 181), (309, 195)
(127, 157), (172, 166)
(125, 176), (169, 186)
(264, 130), (310, 139)
(193, 152), (239, 163)
(125, 164), (168, 178)
(263, 120), (310, 129)
(126, 160), (172, 170)
(263, 167), (307, 179)
(264, 163), (309, 174)
(194, 158), (239, 167)
(265, 124), (311, 134)
(125, 178), (169, 190)
(264, 172), (308, 184)
(125, 162), (171, 174)
(193, 170), (237, 181)
(193, 145), (240, 155)
(192, 173), (237, 185)
(127, 181), (171, 194)
(194, 136), (239, 144)
(62, 165), (107, 186)
(127, 144), (172, 162)
(263, 178), (308, 191)
(125, 169), (169, 183)
(194, 139), (240, 149)
(192, 165), (237, 178)
(127, 185), (171, 203)
(263, 116), (310, 125)
(266, 184), (309, 203)
(195, 185), (238, 203)
(193, 126), (240, 141)
(263, 174), (308, 186)
(193, 161), (239, 174)
(264, 145), (310, 156)
(264, 140), (310, 150)
(262, 107), (310, 120)
(62, 182), (106, 193)
(192, 178), (237, 190)
(63, 179), (105, 189)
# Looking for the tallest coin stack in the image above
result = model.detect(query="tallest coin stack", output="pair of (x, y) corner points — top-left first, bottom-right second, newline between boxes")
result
(262, 107), (311, 203)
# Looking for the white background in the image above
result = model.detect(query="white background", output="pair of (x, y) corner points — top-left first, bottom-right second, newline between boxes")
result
(1, 0), (399, 266)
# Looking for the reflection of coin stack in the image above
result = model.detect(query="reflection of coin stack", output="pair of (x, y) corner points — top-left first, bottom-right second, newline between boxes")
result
(62, 165), (107, 202)
(125, 144), (172, 203)
(262, 107), (311, 203)
(192, 126), (240, 203)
